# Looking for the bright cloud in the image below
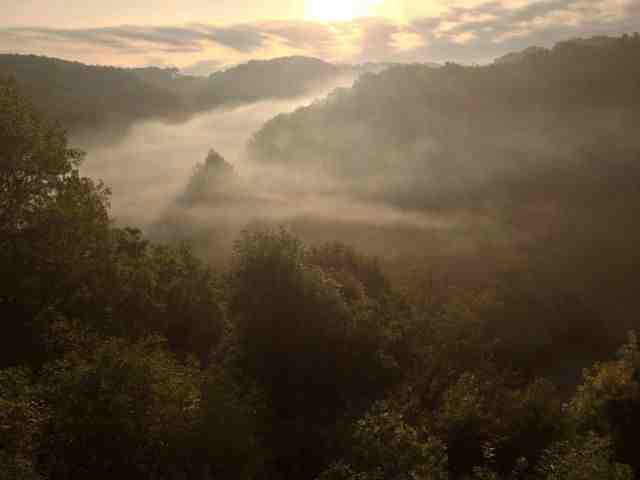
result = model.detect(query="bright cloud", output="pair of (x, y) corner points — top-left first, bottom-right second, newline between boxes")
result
(0, 0), (638, 69)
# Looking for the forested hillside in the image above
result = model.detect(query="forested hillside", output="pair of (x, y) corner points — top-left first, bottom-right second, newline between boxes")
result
(3, 35), (640, 480)
(243, 33), (640, 377)
(0, 55), (349, 142)
(152, 35), (640, 387)
(251, 35), (640, 199)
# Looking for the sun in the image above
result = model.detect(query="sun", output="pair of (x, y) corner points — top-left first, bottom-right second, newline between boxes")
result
(305, 0), (380, 22)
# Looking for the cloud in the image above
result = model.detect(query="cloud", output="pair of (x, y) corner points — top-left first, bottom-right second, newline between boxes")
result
(391, 31), (426, 52)
(0, 24), (268, 56)
(258, 21), (338, 50)
(198, 24), (267, 52)
(1, 1), (638, 67)
(255, 20), (366, 59)
(401, 0), (640, 62)
(355, 18), (403, 61)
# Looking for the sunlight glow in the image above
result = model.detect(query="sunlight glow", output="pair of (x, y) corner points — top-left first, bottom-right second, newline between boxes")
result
(305, 0), (382, 22)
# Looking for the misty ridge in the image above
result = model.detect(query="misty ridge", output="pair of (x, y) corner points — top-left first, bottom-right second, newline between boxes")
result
(0, 52), (390, 227)
(158, 35), (640, 270)
(0, 53), (387, 145)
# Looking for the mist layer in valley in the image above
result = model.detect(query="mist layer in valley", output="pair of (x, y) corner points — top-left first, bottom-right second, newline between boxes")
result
(144, 36), (640, 371)
(71, 64), (367, 226)
(0, 54), (379, 146)
(154, 37), (640, 268)
(75, 97), (317, 228)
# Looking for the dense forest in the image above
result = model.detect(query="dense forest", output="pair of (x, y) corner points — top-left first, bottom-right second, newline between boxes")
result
(3, 35), (640, 480)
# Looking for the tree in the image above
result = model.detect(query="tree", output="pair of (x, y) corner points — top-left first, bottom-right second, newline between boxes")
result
(536, 434), (632, 480)
(317, 403), (448, 480)
(0, 79), (225, 367)
(228, 227), (399, 478)
(0, 77), (110, 367)
(39, 337), (205, 479)
(0, 368), (46, 480)
(568, 333), (640, 471)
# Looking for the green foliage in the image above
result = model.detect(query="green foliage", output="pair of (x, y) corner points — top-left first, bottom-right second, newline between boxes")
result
(230, 227), (398, 411)
(199, 367), (265, 479)
(536, 434), (632, 480)
(105, 228), (225, 362)
(567, 333), (640, 471)
(0, 80), (224, 368)
(0, 80), (232, 478)
(438, 373), (491, 476)
(0, 368), (46, 480)
(317, 404), (448, 480)
(0, 77), (110, 366)
(307, 242), (389, 301)
(569, 333), (640, 422)
(39, 337), (204, 479)
(229, 227), (400, 478)
(495, 380), (564, 475)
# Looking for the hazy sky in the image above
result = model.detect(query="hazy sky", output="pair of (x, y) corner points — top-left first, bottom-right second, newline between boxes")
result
(1, 0), (639, 70)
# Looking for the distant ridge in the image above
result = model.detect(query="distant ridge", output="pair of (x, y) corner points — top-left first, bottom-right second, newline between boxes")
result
(0, 54), (373, 142)
(494, 34), (637, 64)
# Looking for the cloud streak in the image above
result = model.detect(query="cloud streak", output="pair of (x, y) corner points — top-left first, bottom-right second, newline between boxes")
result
(400, 0), (640, 62)
(0, 24), (267, 54)
(1, 0), (638, 68)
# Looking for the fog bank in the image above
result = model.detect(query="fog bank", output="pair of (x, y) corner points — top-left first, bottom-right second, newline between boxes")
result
(75, 89), (349, 228)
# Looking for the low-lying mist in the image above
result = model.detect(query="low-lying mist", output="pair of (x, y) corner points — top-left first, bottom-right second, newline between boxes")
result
(75, 100), (287, 227)
(74, 77), (357, 229)
(74, 69), (478, 274)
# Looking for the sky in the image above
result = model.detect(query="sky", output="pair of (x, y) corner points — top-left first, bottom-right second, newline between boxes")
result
(1, 0), (639, 71)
